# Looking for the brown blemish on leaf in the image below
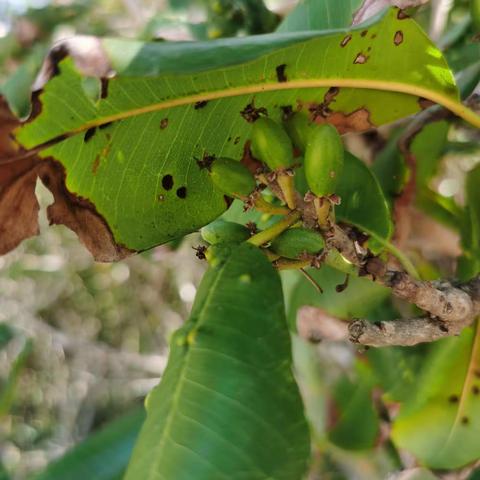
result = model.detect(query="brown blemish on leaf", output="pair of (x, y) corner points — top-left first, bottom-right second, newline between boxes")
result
(162, 174), (174, 190)
(371, 33), (377, 39)
(472, 385), (479, 395)
(41, 159), (134, 261)
(448, 394), (459, 403)
(160, 118), (169, 129)
(233, 136), (240, 145)
(353, 52), (368, 64)
(418, 97), (436, 110)
(100, 77), (109, 99)
(194, 100), (208, 110)
(397, 9), (410, 20)
(92, 155), (101, 174)
(240, 100), (267, 123)
(394, 31), (404, 46)
(309, 86), (340, 120)
(84, 127), (97, 143)
(360, 30), (368, 37)
(99, 121), (114, 131)
(475, 369), (480, 378)
(241, 140), (262, 174)
(461, 416), (470, 425)
(340, 34), (352, 47)
(311, 108), (373, 134)
(276, 64), (287, 83)
(280, 105), (294, 121)
(176, 186), (187, 199)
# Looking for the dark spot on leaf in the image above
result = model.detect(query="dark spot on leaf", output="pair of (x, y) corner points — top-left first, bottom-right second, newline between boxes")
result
(308, 87), (340, 120)
(92, 155), (100, 174)
(162, 174), (174, 190)
(100, 77), (109, 99)
(99, 121), (114, 130)
(340, 34), (352, 47)
(418, 97), (435, 110)
(196, 153), (215, 170)
(160, 118), (169, 129)
(360, 30), (368, 37)
(194, 100), (208, 110)
(371, 33), (377, 39)
(353, 53), (368, 64)
(394, 31), (404, 46)
(367, 46), (372, 52)
(397, 9), (410, 20)
(461, 416), (470, 425)
(280, 105), (294, 121)
(448, 394), (459, 403)
(176, 186), (187, 199)
(227, 136), (232, 142)
(276, 64), (287, 82)
(234, 136), (240, 145)
(240, 100), (267, 123)
(84, 127), (97, 143)
(475, 369), (480, 378)
(472, 385), (479, 395)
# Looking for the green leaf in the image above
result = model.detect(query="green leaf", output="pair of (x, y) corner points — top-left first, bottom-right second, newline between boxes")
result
(336, 152), (393, 252)
(12, 8), (476, 259)
(277, 0), (363, 32)
(391, 324), (480, 469)
(33, 408), (145, 480)
(125, 243), (310, 480)
(328, 362), (380, 451)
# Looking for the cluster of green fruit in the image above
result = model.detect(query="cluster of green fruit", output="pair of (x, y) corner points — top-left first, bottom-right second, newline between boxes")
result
(204, 113), (345, 266)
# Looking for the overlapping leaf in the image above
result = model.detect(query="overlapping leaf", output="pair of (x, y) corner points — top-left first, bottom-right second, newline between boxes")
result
(4, 8), (475, 260)
(125, 243), (309, 480)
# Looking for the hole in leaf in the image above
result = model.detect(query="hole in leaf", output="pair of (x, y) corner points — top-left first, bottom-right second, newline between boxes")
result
(176, 186), (187, 199)
(162, 175), (174, 190)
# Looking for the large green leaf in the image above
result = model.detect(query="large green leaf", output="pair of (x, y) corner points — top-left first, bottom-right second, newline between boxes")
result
(33, 408), (145, 480)
(9, 8), (477, 260)
(391, 324), (480, 469)
(125, 243), (310, 480)
(277, 0), (363, 32)
(336, 152), (393, 251)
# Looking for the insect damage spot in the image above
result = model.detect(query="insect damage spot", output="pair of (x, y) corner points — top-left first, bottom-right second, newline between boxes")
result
(311, 108), (373, 134)
(448, 394), (459, 403)
(176, 186), (187, 199)
(394, 31), (404, 46)
(397, 9), (410, 20)
(100, 77), (109, 99)
(280, 105), (294, 121)
(196, 153), (215, 170)
(340, 35), (352, 47)
(240, 100), (267, 123)
(194, 100), (208, 110)
(360, 30), (368, 37)
(461, 416), (470, 425)
(276, 64), (287, 82)
(418, 97), (436, 110)
(162, 174), (174, 190)
(84, 127), (97, 143)
(99, 121), (114, 131)
(472, 385), (479, 395)
(308, 86), (340, 120)
(92, 155), (101, 174)
(160, 118), (169, 129)
(233, 136), (241, 145)
(353, 52), (368, 64)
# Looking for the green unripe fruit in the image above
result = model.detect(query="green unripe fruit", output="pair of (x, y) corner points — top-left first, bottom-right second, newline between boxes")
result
(271, 227), (324, 259)
(284, 113), (314, 153)
(304, 123), (344, 197)
(294, 161), (309, 196)
(209, 157), (256, 198)
(201, 219), (250, 245)
(251, 117), (294, 170)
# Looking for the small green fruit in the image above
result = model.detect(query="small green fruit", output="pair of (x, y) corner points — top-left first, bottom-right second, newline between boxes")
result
(284, 113), (314, 153)
(209, 157), (256, 198)
(251, 117), (294, 170)
(304, 123), (344, 197)
(271, 227), (324, 259)
(201, 219), (251, 245)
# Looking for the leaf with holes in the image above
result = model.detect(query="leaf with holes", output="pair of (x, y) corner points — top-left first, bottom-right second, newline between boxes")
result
(391, 324), (480, 469)
(125, 243), (310, 480)
(3, 8), (478, 260)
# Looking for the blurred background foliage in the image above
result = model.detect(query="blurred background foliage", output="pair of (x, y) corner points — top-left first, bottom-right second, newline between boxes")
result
(1, 1), (480, 479)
